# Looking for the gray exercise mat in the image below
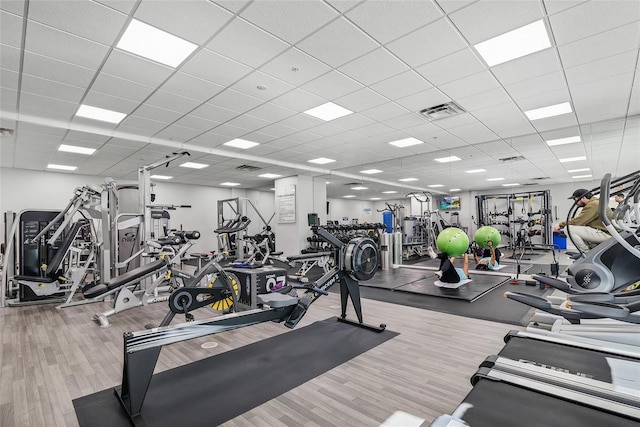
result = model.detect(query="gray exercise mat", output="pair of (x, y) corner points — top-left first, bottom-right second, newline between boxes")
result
(361, 268), (429, 290)
(394, 273), (511, 302)
(404, 257), (532, 274)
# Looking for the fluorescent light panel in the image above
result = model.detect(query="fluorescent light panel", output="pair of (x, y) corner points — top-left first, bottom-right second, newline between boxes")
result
(474, 20), (551, 67)
(525, 102), (572, 121)
(360, 169), (383, 174)
(224, 138), (259, 149)
(47, 164), (77, 171)
(502, 183), (520, 187)
(259, 173), (282, 179)
(220, 182), (241, 186)
(382, 191), (398, 194)
(559, 156), (586, 163)
(76, 104), (126, 124)
(466, 169), (486, 173)
(434, 156), (461, 163)
(567, 168), (590, 173)
(343, 195), (356, 198)
(428, 184), (444, 188)
(151, 175), (172, 180)
(117, 19), (197, 67)
(572, 174), (592, 179)
(370, 197), (381, 200)
(180, 162), (209, 169)
(303, 102), (353, 121)
(351, 186), (368, 190)
(388, 137), (424, 148)
(399, 178), (418, 182)
(450, 189), (461, 192)
(546, 136), (581, 146)
(308, 157), (335, 165)
(487, 177), (505, 181)
(58, 144), (96, 155)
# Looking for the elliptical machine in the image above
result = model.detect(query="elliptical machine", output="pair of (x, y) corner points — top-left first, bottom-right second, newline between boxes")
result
(537, 171), (640, 294)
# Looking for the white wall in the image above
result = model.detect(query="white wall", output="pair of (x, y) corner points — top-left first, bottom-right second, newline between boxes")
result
(1, 167), (276, 255)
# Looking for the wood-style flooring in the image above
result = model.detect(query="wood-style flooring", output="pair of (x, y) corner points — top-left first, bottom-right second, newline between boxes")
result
(0, 278), (520, 427)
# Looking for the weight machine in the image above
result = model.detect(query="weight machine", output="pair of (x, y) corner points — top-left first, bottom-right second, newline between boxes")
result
(114, 225), (385, 424)
(475, 190), (552, 256)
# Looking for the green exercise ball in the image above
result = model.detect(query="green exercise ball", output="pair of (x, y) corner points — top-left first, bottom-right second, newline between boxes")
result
(436, 227), (469, 257)
(475, 226), (501, 249)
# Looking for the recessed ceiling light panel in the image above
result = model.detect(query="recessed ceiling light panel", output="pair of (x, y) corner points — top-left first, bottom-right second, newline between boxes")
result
(360, 169), (383, 174)
(399, 178), (418, 182)
(487, 177), (505, 181)
(465, 169), (486, 174)
(303, 102), (353, 121)
(220, 182), (241, 186)
(224, 138), (259, 149)
(388, 137), (424, 148)
(150, 175), (173, 180)
(47, 164), (77, 171)
(117, 19), (197, 67)
(525, 102), (572, 121)
(76, 104), (126, 124)
(434, 156), (461, 163)
(58, 144), (96, 155)
(308, 158), (335, 165)
(559, 156), (586, 163)
(546, 136), (581, 146)
(474, 20), (551, 66)
(259, 173), (282, 179)
(180, 162), (209, 169)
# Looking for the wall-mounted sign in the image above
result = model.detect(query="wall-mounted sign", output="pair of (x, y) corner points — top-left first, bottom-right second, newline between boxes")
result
(276, 185), (296, 223)
(363, 207), (372, 216)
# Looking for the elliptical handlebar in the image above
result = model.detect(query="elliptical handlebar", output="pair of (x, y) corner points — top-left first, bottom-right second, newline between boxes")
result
(600, 173), (640, 260)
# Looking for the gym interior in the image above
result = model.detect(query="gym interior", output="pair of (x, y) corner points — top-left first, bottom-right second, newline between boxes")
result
(1, 1), (639, 426)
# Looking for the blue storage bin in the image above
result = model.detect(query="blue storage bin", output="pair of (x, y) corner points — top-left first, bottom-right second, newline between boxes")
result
(553, 233), (567, 250)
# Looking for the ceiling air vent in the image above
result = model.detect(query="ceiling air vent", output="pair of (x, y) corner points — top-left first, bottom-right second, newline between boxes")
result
(499, 155), (526, 162)
(419, 102), (466, 121)
(236, 164), (261, 171)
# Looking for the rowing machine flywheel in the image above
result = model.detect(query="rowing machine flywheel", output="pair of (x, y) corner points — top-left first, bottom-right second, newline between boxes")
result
(203, 273), (240, 312)
(344, 237), (379, 281)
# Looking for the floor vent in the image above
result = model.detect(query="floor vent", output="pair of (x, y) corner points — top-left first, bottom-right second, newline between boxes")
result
(499, 155), (526, 162)
(236, 164), (261, 171)
(419, 102), (466, 121)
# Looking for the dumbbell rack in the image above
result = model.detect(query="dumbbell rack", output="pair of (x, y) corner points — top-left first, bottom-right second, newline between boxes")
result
(475, 190), (552, 251)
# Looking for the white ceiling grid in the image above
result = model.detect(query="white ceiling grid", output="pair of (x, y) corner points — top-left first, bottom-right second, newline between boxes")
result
(0, 0), (638, 199)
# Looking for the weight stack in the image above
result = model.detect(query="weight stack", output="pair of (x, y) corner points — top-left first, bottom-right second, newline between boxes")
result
(393, 231), (402, 267)
(380, 233), (392, 271)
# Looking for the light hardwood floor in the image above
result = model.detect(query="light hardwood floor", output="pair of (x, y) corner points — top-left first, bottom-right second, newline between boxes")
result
(0, 280), (521, 427)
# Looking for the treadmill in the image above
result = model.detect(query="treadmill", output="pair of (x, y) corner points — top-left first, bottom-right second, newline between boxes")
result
(432, 330), (640, 427)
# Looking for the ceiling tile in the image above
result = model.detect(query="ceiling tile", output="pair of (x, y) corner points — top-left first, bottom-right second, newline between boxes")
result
(338, 48), (409, 86)
(181, 48), (252, 86)
(394, 87), (451, 112)
(549, 1), (640, 45)
(491, 48), (561, 86)
(439, 70), (501, 100)
(102, 50), (174, 87)
(161, 72), (224, 103)
(415, 47), (486, 86)
(24, 20), (109, 69)
(208, 89), (263, 113)
(92, 72), (156, 103)
(207, 18), (289, 68)
(28, 0), (126, 45)
(301, 70), (364, 100)
(557, 22), (640, 68)
(448, 0), (543, 44)
(296, 17), (379, 68)
(134, 0), (233, 45)
(564, 50), (638, 87)
(386, 18), (467, 67)
(20, 74), (84, 103)
(504, 71), (566, 101)
(1, 10), (23, 48)
(230, 70), (294, 101)
(370, 70), (433, 100)
(259, 47), (331, 87)
(334, 88), (389, 112)
(240, 1), (338, 44)
(345, 0), (444, 44)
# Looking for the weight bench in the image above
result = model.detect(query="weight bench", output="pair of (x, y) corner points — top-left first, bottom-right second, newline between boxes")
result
(287, 251), (333, 282)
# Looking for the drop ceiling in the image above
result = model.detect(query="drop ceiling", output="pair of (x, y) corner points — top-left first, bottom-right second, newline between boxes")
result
(1, 0), (639, 200)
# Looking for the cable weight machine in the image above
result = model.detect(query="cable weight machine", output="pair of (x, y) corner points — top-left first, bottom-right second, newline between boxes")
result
(476, 190), (552, 255)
